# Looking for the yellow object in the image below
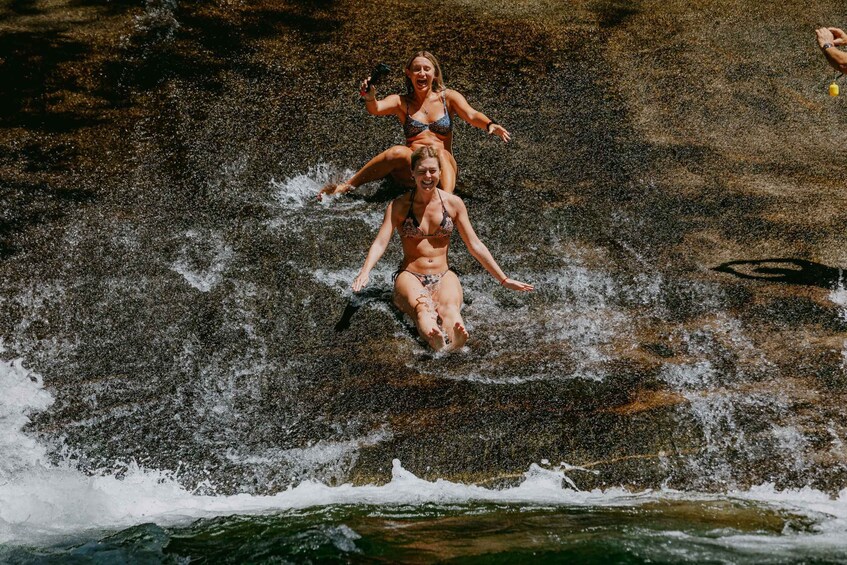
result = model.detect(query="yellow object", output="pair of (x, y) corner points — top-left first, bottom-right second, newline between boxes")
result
(830, 82), (840, 96)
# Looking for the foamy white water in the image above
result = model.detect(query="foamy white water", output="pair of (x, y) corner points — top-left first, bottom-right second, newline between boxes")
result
(267, 163), (389, 243)
(170, 229), (233, 292)
(271, 163), (356, 210)
(3, 353), (847, 552)
(0, 349), (54, 480)
(828, 280), (847, 376)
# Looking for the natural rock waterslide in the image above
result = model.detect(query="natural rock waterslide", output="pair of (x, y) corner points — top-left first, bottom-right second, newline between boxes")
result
(2, 0), (846, 495)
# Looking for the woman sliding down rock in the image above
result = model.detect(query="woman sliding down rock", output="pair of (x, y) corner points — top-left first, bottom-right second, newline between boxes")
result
(319, 50), (510, 199)
(351, 146), (533, 352)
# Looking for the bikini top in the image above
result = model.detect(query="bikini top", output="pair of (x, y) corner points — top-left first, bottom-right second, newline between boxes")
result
(399, 189), (454, 239)
(403, 92), (453, 139)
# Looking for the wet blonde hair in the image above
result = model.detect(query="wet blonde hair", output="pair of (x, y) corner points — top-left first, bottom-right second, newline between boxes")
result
(410, 145), (441, 170)
(404, 51), (446, 95)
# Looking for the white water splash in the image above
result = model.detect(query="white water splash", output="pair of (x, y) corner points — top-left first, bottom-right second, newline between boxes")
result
(436, 260), (660, 384)
(2, 357), (847, 552)
(771, 425), (809, 472)
(171, 229), (233, 292)
(828, 269), (847, 312)
(268, 163), (385, 238)
(359, 210), (386, 231)
(129, 0), (180, 48)
(657, 313), (808, 488)
(828, 277), (847, 375)
(224, 428), (392, 485)
(0, 352), (55, 481)
(271, 163), (355, 210)
(662, 360), (719, 390)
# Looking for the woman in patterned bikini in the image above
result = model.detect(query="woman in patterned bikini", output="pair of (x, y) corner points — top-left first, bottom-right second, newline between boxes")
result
(319, 51), (510, 198)
(351, 146), (533, 352)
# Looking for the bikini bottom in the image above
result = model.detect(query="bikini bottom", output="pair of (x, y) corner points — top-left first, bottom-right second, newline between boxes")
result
(392, 266), (460, 292)
(392, 267), (462, 344)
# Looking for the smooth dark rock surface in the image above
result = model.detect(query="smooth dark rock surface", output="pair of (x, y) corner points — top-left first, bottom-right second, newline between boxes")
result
(2, 0), (846, 494)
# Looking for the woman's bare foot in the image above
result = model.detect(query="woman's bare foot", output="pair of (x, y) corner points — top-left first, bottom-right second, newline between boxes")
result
(317, 181), (354, 200)
(426, 326), (446, 351)
(446, 322), (469, 351)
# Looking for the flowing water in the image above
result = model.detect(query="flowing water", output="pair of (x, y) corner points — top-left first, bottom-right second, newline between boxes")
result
(2, 0), (847, 561)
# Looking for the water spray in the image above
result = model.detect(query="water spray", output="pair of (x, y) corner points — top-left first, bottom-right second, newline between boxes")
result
(829, 73), (844, 96)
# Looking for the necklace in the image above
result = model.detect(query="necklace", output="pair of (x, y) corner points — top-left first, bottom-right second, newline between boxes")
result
(415, 93), (431, 117)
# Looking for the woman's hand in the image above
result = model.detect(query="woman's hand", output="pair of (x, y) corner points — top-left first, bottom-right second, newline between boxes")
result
(360, 77), (375, 99)
(501, 278), (533, 292)
(489, 123), (511, 143)
(352, 272), (370, 292)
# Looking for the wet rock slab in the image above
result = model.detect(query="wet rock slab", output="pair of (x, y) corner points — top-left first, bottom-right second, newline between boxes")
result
(2, 0), (847, 494)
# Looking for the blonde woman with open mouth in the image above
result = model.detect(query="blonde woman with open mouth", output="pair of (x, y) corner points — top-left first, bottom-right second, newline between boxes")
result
(352, 146), (532, 352)
(319, 50), (510, 199)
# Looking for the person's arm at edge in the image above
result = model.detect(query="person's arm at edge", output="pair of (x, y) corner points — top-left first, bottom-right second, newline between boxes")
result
(817, 27), (847, 73)
(352, 202), (396, 292)
(451, 196), (533, 291)
(445, 89), (511, 142)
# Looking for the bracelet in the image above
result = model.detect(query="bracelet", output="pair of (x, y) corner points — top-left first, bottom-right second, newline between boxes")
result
(485, 120), (499, 134)
(500, 276), (508, 285)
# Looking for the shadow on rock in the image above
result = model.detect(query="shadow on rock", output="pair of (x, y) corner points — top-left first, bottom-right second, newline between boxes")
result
(0, 180), (97, 259)
(0, 30), (97, 131)
(334, 287), (398, 333)
(714, 258), (843, 289)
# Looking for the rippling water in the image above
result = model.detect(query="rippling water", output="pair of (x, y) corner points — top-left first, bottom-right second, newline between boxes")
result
(3, 325), (847, 561)
(6, 500), (847, 564)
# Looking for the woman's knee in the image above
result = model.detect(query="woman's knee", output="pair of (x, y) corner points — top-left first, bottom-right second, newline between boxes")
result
(394, 287), (433, 318)
(436, 302), (462, 320)
(394, 292), (422, 317)
(416, 306), (437, 324)
(385, 145), (412, 162)
(439, 148), (457, 168)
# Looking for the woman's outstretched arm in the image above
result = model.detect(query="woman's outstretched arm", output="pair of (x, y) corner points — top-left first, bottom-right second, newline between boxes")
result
(446, 89), (511, 142)
(451, 197), (533, 291)
(353, 202), (396, 292)
(361, 79), (405, 117)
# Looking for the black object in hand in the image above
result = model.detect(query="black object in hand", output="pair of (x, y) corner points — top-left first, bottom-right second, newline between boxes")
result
(361, 63), (392, 94)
